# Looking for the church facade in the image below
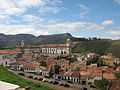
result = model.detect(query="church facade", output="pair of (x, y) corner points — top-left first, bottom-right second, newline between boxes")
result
(17, 39), (71, 60)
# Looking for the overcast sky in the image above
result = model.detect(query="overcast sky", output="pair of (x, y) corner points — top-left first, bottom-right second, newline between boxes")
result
(0, 0), (120, 39)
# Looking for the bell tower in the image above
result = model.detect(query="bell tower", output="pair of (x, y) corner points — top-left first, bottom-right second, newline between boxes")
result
(21, 40), (24, 48)
(66, 38), (71, 56)
(66, 38), (71, 47)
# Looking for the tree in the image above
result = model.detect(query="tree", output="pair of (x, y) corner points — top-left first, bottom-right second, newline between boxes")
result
(94, 79), (109, 90)
(40, 61), (47, 67)
(69, 56), (77, 63)
(97, 58), (104, 67)
(54, 64), (60, 74)
(114, 72), (120, 79)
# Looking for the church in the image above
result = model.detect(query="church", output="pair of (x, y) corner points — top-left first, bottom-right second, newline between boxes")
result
(17, 39), (71, 60)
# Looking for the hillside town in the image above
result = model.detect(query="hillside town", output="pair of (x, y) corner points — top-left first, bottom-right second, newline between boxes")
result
(0, 38), (120, 90)
(0, 0), (120, 90)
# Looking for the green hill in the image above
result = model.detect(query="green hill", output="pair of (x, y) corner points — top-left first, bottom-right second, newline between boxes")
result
(0, 66), (53, 90)
(110, 40), (120, 58)
(72, 40), (111, 54)
(72, 40), (120, 58)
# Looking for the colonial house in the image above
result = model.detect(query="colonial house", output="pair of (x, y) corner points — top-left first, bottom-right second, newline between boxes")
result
(23, 61), (40, 73)
(38, 66), (50, 77)
(87, 53), (99, 59)
(101, 53), (120, 66)
(0, 50), (17, 66)
(57, 59), (70, 73)
(62, 71), (80, 84)
(10, 59), (27, 71)
(41, 70), (50, 77)
(101, 67), (117, 80)
(114, 58), (120, 65)
(46, 57), (57, 71)
(80, 65), (103, 85)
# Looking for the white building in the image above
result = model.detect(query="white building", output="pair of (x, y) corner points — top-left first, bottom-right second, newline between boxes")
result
(0, 81), (20, 90)
(17, 39), (71, 58)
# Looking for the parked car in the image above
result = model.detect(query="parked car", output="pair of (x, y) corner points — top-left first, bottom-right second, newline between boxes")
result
(64, 83), (70, 87)
(18, 73), (25, 76)
(38, 77), (43, 81)
(42, 78), (49, 82)
(53, 80), (59, 85)
(67, 80), (73, 84)
(48, 79), (54, 83)
(59, 81), (66, 86)
(34, 77), (38, 80)
(27, 75), (33, 79)
(90, 85), (96, 88)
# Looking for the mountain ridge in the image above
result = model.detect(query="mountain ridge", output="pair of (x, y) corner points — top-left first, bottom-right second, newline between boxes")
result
(0, 33), (74, 47)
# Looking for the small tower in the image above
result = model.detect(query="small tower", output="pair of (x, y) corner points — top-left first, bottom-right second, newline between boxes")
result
(21, 40), (24, 47)
(66, 38), (71, 47)
(66, 38), (71, 56)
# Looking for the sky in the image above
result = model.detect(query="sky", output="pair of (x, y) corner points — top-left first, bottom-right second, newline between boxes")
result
(0, 0), (120, 39)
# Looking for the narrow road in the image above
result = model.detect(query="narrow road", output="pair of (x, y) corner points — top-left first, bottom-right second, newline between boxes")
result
(9, 69), (80, 90)
(21, 76), (80, 90)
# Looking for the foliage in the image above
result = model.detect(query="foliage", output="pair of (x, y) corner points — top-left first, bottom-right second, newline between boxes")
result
(72, 40), (111, 55)
(54, 64), (60, 74)
(94, 79), (109, 90)
(97, 58), (104, 67)
(40, 61), (47, 67)
(110, 40), (120, 58)
(69, 56), (77, 63)
(86, 57), (98, 65)
(0, 47), (16, 50)
(114, 72), (120, 79)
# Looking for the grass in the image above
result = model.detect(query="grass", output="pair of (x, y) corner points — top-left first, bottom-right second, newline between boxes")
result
(0, 66), (53, 90)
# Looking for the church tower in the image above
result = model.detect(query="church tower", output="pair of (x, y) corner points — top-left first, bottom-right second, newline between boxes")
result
(66, 38), (71, 56)
(66, 38), (71, 47)
(21, 40), (24, 48)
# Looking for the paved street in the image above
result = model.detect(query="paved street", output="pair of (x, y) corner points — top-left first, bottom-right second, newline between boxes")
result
(8, 69), (80, 90)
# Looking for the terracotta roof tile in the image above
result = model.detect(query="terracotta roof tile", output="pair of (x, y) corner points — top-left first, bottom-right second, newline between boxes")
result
(0, 50), (17, 55)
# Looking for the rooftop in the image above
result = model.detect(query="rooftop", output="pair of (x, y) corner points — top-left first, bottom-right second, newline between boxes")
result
(0, 50), (17, 55)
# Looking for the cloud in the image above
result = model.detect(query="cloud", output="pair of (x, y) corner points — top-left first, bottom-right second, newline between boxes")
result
(0, 0), (62, 15)
(102, 28), (120, 39)
(18, 0), (43, 7)
(38, 0), (63, 14)
(0, 25), (49, 35)
(0, 0), (64, 25)
(22, 14), (44, 24)
(109, 28), (120, 36)
(102, 19), (113, 25)
(0, 0), (25, 15)
(114, 0), (120, 4)
(79, 4), (89, 19)
(34, 21), (104, 35)
(0, 21), (104, 36)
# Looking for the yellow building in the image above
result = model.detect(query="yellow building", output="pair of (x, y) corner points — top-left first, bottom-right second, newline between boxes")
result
(101, 53), (118, 66)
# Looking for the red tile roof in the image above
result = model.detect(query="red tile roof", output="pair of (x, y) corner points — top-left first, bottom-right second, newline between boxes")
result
(0, 50), (17, 55)
(103, 72), (117, 80)
(64, 71), (80, 77)
(80, 67), (103, 77)
(23, 63), (39, 69)
(116, 66), (120, 72)
(71, 71), (80, 77)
